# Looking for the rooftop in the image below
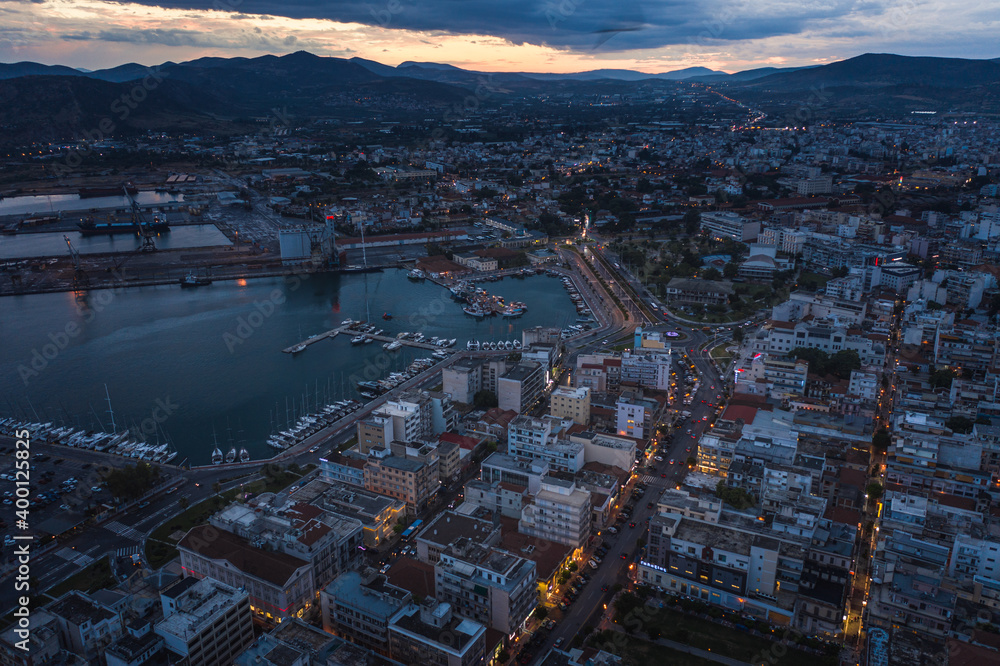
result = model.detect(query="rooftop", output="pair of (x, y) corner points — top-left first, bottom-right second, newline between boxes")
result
(157, 577), (248, 640)
(179, 524), (309, 587)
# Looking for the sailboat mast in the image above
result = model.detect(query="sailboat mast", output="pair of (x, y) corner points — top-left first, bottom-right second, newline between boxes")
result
(104, 384), (117, 433)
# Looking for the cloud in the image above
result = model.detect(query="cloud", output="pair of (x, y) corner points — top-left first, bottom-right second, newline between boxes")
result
(76, 0), (890, 52)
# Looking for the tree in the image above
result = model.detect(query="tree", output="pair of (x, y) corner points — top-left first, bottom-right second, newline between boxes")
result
(472, 390), (498, 409)
(103, 463), (161, 501)
(946, 416), (975, 434)
(178, 497), (189, 510)
(535, 605), (549, 620)
(866, 482), (884, 500)
(872, 427), (891, 452)
(702, 267), (722, 281)
(930, 367), (956, 390)
(723, 262), (739, 279)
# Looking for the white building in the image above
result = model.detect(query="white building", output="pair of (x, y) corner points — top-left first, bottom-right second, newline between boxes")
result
(519, 477), (593, 550)
(155, 577), (254, 666)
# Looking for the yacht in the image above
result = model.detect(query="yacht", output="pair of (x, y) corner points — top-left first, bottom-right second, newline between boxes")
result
(351, 335), (367, 345)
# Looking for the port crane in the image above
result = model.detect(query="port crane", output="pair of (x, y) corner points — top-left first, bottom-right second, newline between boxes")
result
(63, 234), (88, 286)
(123, 186), (158, 252)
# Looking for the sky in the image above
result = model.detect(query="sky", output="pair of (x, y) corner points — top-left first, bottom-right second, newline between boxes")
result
(0, 0), (997, 73)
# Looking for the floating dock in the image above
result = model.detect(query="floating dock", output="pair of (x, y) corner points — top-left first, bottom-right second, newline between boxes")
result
(283, 326), (454, 353)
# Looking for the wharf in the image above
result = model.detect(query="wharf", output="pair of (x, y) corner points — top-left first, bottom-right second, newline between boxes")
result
(282, 325), (455, 353)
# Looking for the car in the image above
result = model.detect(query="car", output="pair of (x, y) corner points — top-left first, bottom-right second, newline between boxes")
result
(60, 504), (71, 511)
(554, 638), (564, 648)
(380, 564), (391, 574)
(592, 556), (602, 564)
(621, 551), (630, 560)
(661, 472), (667, 478)
(605, 527), (618, 535)
(669, 459), (676, 465)
(138, 501), (150, 509)
(653, 455), (664, 462)
(629, 521), (637, 528)
(647, 502), (655, 509)
(91, 486), (102, 492)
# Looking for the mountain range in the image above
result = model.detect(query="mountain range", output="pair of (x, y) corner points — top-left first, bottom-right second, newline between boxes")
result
(1, 52), (998, 145)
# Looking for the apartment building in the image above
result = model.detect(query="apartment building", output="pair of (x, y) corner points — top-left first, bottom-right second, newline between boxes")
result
(46, 591), (124, 662)
(507, 415), (584, 473)
(435, 538), (538, 634)
(388, 600), (487, 666)
(364, 449), (441, 515)
(177, 525), (315, 623)
(616, 390), (658, 440)
(699, 211), (760, 242)
(519, 478), (593, 550)
(321, 571), (411, 655)
(620, 350), (673, 391)
(549, 385), (591, 425)
(209, 500), (364, 592)
(480, 452), (548, 494)
(497, 362), (545, 413)
(154, 577), (254, 666)
(442, 358), (484, 404)
(753, 319), (886, 366)
(365, 389), (457, 446)
(415, 511), (501, 564)
(317, 483), (407, 548)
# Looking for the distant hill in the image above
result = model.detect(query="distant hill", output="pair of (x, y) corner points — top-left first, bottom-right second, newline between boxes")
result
(741, 53), (1000, 90)
(0, 75), (223, 144)
(0, 62), (87, 80)
(518, 66), (721, 81)
(688, 65), (818, 83)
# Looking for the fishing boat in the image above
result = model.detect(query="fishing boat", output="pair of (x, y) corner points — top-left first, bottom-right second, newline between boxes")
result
(212, 447), (223, 465)
(226, 447), (237, 463)
(463, 305), (488, 318)
(239, 448), (250, 463)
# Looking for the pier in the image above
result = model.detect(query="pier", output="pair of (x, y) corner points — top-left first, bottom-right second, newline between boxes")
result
(282, 325), (457, 354)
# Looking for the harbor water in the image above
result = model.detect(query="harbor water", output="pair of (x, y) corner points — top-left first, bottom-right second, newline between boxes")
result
(0, 224), (232, 260)
(0, 192), (184, 217)
(0, 269), (582, 465)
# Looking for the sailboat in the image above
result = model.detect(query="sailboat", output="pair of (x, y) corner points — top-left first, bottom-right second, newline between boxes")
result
(226, 447), (237, 463)
(211, 428), (223, 464)
(239, 447), (250, 463)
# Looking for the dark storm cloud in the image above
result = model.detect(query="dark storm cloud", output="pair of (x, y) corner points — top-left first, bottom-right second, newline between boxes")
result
(103, 0), (885, 51)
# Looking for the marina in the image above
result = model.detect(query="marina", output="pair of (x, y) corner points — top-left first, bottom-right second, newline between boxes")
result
(283, 320), (459, 354)
(0, 268), (581, 465)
